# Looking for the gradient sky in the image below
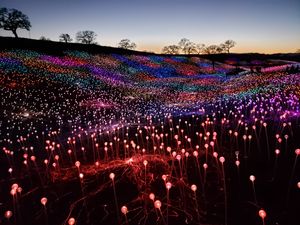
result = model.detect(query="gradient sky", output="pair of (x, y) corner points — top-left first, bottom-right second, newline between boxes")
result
(1, 0), (299, 53)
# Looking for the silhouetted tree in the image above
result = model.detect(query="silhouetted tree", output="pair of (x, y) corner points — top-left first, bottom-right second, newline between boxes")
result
(178, 38), (196, 54)
(195, 43), (206, 54)
(39, 36), (51, 41)
(0, 7), (31, 38)
(221, 40), (236, 53)
(59, 33), (72, 43)
(118, 39), (136, 50)
(204, 45), (221, 54)
(162, 45), (180, 54)
(76, 30), (97, 44)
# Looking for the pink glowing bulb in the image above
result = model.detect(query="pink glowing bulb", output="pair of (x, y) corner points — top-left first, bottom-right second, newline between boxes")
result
(167, 147), (171, 152)
(162, 174), (167, 181)
(10, 189), (16, 196)
(295, 149), (300, 155)
(68, 217), (76, 225)
(166, 182), (172, 190)
(79, 173), (84, 179)
(149, 193), (155, 201)
(154, 200), (161, 209)
(75, 161), (80, 168)
(121, 206), (128, 215)
(8, 168), (13, 173)
(204, 144), (209, 149)
(275, 149), (280, 155)
(297, 182), (300, 189)
(235, 160), (240, 166)
(109, 173), (115, 180)
(176, 155), (181, 161)
(172, 151), (176, 157)
(193, 151), (198, 157)
(143, 160), (148, 166)
(191, 184), (197, 192)
(41, 197), (48, 206)
(203, 163), (208, 169)
(249, 175), (256, 182)
(4, 210), (13, 219)
(219, 156), (225, 164)
(213, 152), (218, 158)
(258, 209), (267, 219)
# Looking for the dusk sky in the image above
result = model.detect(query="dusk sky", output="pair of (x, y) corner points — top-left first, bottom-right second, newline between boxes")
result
(1, 0), (299, 53)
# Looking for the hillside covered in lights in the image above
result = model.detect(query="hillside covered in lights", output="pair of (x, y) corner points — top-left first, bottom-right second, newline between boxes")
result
(0, 38), (300, 225)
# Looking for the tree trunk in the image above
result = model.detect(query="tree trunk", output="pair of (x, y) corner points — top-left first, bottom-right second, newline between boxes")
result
(12, 30), (18, 38)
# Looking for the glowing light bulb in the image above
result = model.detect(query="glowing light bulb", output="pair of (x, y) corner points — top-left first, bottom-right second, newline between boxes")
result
(193, 151), (198, 157)
(249, 175), (256, 182)
(109, 173), (115, 180)
(121, 206), (128, 215)
(10, 189), (16, 196)
(154, 200), (161, 209)
(149, 193), (155, 201)
(219, 156), (225, 163)
(213, 152), (218, 158)
(4, 210), (13, 219)
(41, 197), (48, 206)
(143, 160), (148, 166)
(235, 160), (240, 166)
(258, 209), (266, 219)
(295, 149), (300, 155)
(75, 161), (80, 168)
(275, 149), (280, 155)
(79, 173), (84, 179)
(191, 184), (197, 192)
(203, 163), (208, 169)
(166, 182), (172, 190)
(11, 183), (18, 190)
(68, 217), (76, 225)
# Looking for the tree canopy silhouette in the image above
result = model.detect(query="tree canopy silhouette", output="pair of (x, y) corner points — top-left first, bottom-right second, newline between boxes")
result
(39, 36), (51, 41)
(178, 38), (197, 54)
(204, 45), (223, 54)
(221, 40), (236, 53)
(59, 33), (72, 43)
(76, 30), (97, 44)
(162, 45), (180, 54)
(0, 7), (31, 38)
(118, 39), (136, 50)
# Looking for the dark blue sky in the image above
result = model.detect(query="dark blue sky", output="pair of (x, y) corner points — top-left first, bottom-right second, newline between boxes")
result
(1, 0), (299, 53)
